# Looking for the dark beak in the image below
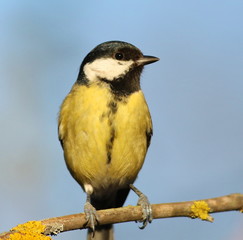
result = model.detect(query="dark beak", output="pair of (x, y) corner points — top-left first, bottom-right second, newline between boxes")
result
(137, 55), (160, 66)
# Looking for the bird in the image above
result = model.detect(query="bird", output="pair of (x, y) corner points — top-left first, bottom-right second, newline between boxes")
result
(58, 40), (159, 240)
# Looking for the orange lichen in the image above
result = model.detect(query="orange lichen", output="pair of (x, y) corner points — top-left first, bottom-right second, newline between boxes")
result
(190, 201), (214, 222)
(9, 221), (52, 240)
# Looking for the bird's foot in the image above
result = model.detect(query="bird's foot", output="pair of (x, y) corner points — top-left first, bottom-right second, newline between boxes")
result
(137, 193), (153, 229)
(129, 184), (153, 229)
(84, 201), (99, 235)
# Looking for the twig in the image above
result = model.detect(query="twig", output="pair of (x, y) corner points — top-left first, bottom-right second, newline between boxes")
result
(1, 193), (242, 239)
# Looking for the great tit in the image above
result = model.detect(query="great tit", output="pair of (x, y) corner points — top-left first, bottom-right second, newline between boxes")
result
(58, 41), (159, 240)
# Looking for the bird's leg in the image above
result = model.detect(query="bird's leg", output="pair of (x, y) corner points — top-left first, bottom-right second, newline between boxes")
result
(129, 184), (153, 229)
(84, 185), (99, 235)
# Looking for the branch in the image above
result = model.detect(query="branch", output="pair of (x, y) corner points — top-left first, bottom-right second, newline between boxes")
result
(1, 193), (242, 239)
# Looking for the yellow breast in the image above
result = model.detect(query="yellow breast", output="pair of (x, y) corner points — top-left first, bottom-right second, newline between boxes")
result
(58, 82), (152, 191)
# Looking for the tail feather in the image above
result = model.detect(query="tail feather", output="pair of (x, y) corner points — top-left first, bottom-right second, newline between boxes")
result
(87, 187), (129, 239)
(87, 224), (114, 240)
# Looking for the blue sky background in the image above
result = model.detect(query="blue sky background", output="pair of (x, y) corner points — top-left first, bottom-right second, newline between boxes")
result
(0, 1), (242, 239)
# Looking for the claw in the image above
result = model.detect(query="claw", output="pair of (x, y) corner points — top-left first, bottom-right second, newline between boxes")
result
(84, 201), (99, 235)
(137, 194), (153, 229)
(129, 184), (153, 229)
(83, 185), (99, 235)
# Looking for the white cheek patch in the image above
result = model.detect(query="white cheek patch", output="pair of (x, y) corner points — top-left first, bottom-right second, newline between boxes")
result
(83, 58), (134, 82)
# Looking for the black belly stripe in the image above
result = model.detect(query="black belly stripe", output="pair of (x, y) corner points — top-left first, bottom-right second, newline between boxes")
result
(106, 127), (115, 164)
(105, 100), (118, 164)
(107, 100), (117, 114)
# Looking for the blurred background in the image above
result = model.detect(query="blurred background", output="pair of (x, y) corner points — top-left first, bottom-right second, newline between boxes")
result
(0, 1), (242, 239)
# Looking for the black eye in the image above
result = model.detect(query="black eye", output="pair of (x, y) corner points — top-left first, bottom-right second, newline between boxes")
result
(115, 52), (124, 60)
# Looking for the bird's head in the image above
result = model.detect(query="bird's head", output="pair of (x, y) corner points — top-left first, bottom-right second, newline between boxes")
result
(77, 41), (159, 95)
